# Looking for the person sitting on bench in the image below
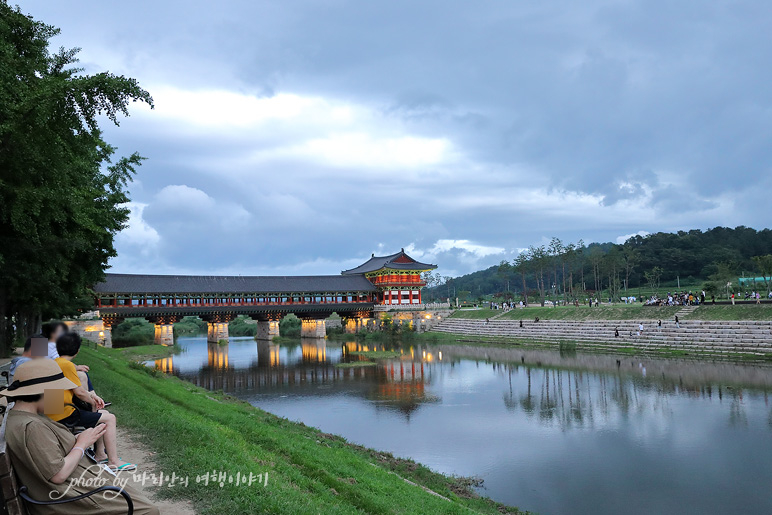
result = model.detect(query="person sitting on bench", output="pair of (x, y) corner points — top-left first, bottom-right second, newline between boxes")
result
(49, 332), (135, 472)
(42, 322), (94, 390)
(8, 334), (48, 383)
(0, 359), (159, 514)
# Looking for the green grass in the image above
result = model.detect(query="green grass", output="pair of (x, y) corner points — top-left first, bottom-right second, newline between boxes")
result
(687, 304), (772, 320)
(334, 361), (378, 368)
(102, 344), (181, 361)
(79, 347), (523, 514)
(348, 350), (402, 359)
(452, 305), (681, 321)
(451, 303), (772, 322)
(450, 309), (499, 319)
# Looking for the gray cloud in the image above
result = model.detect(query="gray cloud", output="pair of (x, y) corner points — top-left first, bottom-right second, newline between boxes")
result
(21, 0), (772, 276)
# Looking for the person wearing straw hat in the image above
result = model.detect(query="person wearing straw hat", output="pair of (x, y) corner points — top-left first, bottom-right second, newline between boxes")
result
(47, 332), (133, 473)
(1, 359), (159, 514)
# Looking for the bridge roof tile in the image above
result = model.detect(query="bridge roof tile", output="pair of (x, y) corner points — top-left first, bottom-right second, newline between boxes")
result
(94, 274), (377, 294)
(341, 250), (437, 275)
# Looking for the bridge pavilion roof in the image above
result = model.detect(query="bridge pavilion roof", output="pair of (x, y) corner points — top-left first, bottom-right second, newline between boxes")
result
(94, 273), (376, 295)
(341, 249), (437, 275)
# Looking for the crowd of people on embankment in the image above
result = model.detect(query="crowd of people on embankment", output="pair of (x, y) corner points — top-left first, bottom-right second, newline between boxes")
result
(479, 289), (771, 311)
(2, 322), (159, 514)
(645, 290), (770, 306)
(645, 290), (711, 306)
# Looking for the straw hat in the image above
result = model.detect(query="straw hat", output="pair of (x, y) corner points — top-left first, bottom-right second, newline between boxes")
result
(0, 359), (77, 398)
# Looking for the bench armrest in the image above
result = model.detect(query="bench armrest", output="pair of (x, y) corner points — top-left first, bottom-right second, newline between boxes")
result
(19, 484), (134, 514)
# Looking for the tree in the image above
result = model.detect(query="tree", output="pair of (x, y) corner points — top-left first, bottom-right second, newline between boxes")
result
(528, 246), (548, 306)
(588, 247), (604, 297)
(548, 237), (564, 303)
(643, 266), (663, 293)
(621, 245), (638, 292)
(513, 253), (530, 305)
(752, 255), (772, 294)
(0, 4), (153, 354)
(497, 260), (513, 292)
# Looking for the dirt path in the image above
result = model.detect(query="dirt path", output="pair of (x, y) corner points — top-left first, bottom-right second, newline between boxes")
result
(115, 428), (197, 514)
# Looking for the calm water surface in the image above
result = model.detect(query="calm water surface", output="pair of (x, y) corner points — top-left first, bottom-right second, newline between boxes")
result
(154, 336), (772, 515)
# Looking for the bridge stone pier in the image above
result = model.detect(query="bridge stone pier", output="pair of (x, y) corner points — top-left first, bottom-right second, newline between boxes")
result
(153, 324), (174, 346)
(201, 314), (235, 343)
(207, 322), (229, 343)
(344, 318), (370, 333)
(255, 320), (280, 340)
(301, 319), (326, 338)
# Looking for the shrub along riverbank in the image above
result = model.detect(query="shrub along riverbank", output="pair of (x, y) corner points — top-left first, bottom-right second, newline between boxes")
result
(80, 346), (524, 514)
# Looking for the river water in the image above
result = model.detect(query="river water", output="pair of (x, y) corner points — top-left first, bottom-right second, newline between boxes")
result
(153, 336), (772, 515)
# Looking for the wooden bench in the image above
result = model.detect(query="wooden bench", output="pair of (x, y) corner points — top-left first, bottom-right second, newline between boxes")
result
(0, 405), (135, 514)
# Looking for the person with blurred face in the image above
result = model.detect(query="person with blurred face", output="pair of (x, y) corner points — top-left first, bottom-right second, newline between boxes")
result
(50, 332), (133, 472)
(8, 335), (49, 383)
(42, 321), (92, 387)
(0, 359), (158, 514)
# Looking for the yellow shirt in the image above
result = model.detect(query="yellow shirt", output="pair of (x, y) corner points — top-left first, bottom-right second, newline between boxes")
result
(48, 357), (81, 422)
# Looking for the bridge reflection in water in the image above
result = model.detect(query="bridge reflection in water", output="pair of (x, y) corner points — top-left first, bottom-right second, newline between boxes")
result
(153, 337), (772, 427)
(153, 338), (438, 417)
(151, 337), (772, 514)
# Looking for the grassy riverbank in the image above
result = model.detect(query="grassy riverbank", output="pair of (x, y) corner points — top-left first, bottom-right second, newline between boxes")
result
(452, 304), (772, 321)
(79, 346), (523, 515)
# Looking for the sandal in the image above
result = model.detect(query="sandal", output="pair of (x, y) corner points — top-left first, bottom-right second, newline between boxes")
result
(109, 462), (137, 472)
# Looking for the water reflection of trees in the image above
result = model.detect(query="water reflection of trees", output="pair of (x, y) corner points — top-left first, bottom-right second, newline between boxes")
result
(154, 341), (769, 429)
(498, 362), (673, 429)
(495, 361), (772, 430)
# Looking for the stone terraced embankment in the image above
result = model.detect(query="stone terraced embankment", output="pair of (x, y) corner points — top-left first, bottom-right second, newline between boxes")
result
(432, 318), (772, 356)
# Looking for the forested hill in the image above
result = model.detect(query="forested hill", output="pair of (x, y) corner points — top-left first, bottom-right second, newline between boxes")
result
(422, 226), (772, 302)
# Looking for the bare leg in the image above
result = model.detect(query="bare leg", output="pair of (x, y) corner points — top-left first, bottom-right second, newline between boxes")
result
(94, 410), (128, 467)
(94, 435), (107, 462)
(77, 371), (92, 392)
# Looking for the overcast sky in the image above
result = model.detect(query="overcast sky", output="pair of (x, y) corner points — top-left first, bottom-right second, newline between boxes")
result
(21, 0), (772, 277)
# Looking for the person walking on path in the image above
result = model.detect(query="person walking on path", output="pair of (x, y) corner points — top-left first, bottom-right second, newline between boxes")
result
(657, 320), (662, 332)
(675, 315), (680, 329)
(614, 327), (620, 338)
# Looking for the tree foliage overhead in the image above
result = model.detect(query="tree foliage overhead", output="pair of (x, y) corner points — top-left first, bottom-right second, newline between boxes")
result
(424, 227), (772, 304)
(0, 3), (153, 353)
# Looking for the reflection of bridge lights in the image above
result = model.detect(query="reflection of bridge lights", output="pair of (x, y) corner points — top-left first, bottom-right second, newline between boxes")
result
(155, 357), (174, 373)
(439, 351), (442, 361)
(425, 314), (431, 319)
(207, 346), (229, 370)
(301, 342), (327, 363)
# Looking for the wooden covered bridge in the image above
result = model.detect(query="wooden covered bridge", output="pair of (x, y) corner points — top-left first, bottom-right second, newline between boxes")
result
(91, 249), (437, 345)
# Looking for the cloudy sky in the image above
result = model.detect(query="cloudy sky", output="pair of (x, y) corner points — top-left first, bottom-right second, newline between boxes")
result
(22, 0), (772, 277)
